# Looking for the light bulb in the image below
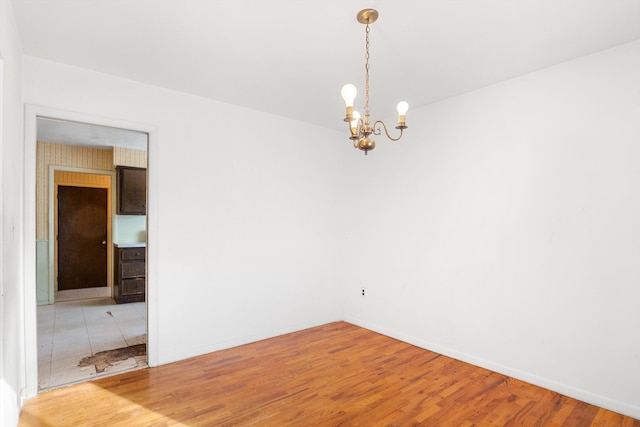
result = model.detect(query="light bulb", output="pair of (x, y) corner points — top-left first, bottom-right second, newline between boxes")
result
(396, 101), (409, 115)
(350, 111), (361, 127)
(349, 111), (361, 139)
(341, 84), (357, 107)
(396, 101), (408, 130)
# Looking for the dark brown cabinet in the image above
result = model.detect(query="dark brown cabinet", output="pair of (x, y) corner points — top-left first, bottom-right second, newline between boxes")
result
(116, 166), (146, 215)
(114, 245), (146, 303)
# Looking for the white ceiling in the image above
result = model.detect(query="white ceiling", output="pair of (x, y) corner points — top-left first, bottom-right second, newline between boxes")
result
(37, 118), (148, 150)
(12, 0), (640, 135)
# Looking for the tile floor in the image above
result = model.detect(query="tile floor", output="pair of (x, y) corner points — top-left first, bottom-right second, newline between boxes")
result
(37, 287), (147, 391)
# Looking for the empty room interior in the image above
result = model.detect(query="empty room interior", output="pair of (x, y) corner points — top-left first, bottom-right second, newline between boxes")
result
(2, 0), (640, 426)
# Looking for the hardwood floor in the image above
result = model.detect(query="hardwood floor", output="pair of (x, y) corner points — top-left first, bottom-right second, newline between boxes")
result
(19, 322), (639, 426)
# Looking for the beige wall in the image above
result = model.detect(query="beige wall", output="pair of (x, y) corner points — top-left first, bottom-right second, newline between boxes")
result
(113, 146), (147, 168)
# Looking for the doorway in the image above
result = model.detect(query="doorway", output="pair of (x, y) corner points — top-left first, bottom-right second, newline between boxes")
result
(34, 118), (150, 391)
(24, 105), (157, 398)
(57, 185), (109, 290)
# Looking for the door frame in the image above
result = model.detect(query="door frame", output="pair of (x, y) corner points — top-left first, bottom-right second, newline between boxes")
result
(51, 168), (115, 298)
(24, 104), (159, 399)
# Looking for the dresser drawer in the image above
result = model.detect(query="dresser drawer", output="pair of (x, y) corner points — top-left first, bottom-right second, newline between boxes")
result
(121, 247), (145, 260)
(121, 278), (145, 295)
(121, 261), (145, 278)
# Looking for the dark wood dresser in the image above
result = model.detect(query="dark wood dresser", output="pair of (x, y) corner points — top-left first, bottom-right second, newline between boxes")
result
(113, 243), (146, 303)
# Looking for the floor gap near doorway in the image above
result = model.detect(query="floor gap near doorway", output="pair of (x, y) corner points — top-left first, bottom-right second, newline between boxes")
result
(38, 289), (147, 391)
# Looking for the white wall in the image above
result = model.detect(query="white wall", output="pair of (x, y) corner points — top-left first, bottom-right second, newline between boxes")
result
(23, 57), (345, 370)
(343, 40), (640, 418)
(0, 0), (24, 425)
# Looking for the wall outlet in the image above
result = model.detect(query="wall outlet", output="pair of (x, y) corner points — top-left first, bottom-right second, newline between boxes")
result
(362, 289), (365, 296)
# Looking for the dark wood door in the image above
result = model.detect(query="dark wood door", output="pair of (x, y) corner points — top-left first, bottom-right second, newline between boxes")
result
(58, 186), (108, 290)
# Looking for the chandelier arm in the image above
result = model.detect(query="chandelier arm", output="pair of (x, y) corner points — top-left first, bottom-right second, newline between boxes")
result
(348, 118), (367, 140)
(358, 117), (365, 136)
(372, 120), (404, 142)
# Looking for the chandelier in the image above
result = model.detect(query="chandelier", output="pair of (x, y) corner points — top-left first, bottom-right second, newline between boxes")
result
(341, 8), (409, 155)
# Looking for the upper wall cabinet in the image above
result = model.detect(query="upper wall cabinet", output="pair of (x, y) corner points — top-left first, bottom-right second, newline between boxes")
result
(117, 166), (147, 215)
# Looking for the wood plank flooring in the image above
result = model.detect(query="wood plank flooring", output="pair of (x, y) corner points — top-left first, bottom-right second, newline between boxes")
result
(19, 322), (640, 426)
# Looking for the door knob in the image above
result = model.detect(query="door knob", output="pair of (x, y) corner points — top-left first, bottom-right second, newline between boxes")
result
(101, 240), (107, 245)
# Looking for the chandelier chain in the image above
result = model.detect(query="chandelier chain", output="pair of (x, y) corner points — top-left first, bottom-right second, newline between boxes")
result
(364, 23), (371, 121)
